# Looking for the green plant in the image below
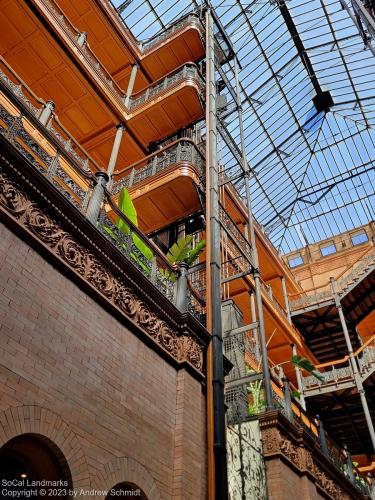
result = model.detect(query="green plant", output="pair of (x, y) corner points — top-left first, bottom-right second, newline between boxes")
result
(99, 187), (153, 271)
(247, 380), (266, 416)
(160, 235), (206, 281)
(291, 354), (324, 381)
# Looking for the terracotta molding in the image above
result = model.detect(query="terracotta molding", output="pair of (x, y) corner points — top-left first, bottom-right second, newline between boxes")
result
(0, 138), (210, 380)
(259, 410), (367, 499)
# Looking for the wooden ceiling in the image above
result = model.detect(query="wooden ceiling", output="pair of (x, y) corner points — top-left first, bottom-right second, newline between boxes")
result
(0, 0), (204, 172)
(55, 0), (205, 84)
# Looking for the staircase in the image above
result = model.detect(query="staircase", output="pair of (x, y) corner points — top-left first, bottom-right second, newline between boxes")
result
(301, 334), (375, 397)
(290, 246), (375, 363)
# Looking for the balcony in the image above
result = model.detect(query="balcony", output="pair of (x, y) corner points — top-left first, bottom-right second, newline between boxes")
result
(0, 52), (205, 326)
(223, 328), (372, 497)
(111, 139), (204, 233)
(0, 0), (204, 168)
(55, 0), (205, 86)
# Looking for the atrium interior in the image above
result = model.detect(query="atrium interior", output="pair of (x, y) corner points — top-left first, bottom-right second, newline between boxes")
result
(0, 0), (374, 498)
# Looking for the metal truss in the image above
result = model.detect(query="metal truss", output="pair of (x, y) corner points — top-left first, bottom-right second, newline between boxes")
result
(111, 0), (375, 254)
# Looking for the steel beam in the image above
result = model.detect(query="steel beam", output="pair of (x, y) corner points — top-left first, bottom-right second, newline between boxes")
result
(205, 9), (228, 500)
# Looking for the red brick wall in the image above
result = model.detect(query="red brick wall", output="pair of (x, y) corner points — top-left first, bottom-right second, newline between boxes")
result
(0, 223), (207, 499)
(266, 460), (327, 500)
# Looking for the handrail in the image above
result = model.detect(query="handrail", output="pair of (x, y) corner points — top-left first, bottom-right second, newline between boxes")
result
(141, 14), (203, 53)
(40, 0), (125, 105)
(129, 62), (204, 110)
(0, 57), (102, 176)
(130, 61), (203, 98)
(37, 0), (204, 117)
(288, 244), (374, 298)
(104, 191), (178, 274)
(0, 56), (44, 108)
(107, 2), (203, 58)
(0, 80), (96, 184)
(315, 333), (375, 370)
(113, 137), (205, 178)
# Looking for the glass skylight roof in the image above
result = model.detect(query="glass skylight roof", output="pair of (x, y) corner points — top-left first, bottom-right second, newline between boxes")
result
(113, 0), (375, 254)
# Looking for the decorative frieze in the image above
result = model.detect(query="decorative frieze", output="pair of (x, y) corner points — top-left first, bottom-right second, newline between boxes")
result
(259, 410), (366, 499)
(0, 156), (208, 376)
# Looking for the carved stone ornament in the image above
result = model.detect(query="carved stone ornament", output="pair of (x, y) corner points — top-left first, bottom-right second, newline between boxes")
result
(0, 169), (203, 371)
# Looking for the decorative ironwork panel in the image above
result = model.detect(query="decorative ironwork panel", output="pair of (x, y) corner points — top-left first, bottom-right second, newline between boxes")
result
(227, 421), (267, 500)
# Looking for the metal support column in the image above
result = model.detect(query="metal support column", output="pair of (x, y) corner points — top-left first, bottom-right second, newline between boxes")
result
(330, 277), (375, 453)
(86, 172), (109, 224)
(344, 444), (355, 483)
(175, 262), (188, 313)
(281, 276), (291, 323)
(249, 291), (259, 356)
(107, 124), (125, 178)
(234, 58), (273, 409)
(39, 101), (55, 126)
(292, 344), (306, 411)
(282, 376), (294, 422)
(124, 64), (139, 108)
(205, 9), (228, 500)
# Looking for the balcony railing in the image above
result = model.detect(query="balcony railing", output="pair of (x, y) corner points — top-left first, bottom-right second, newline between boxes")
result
(0, 58), (97, 213)
(301, 333), (375, 396)
(111, 138), (204, 194)
(140, 14), (203, 53)
(0, 58), (204, 320)
(289, 245), (375, 312)
(108, 2), (204, 57)
(34, 0), (204, 116)
(129, 63), (203, 110)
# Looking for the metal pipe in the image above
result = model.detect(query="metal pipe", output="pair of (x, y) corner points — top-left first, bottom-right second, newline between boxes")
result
(281, 276), (291, 323)
(234, 58), (273, 409)
(86, 172), (109, 224)
(205, 9), (228, 500)
(39, 101), (55, 126)
(330, 277), (375, 453)
(107, 124), (125, 178)
(292, 344), (306, 411)
(124, 63), (139, 108)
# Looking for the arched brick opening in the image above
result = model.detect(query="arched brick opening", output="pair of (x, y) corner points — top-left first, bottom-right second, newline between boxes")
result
(0, 433), (73, 499)
(92, 457), (161, 500)
(0, 406), (90, 490)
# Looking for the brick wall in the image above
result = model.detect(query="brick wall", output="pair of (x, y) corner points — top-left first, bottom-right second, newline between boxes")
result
(0, 223), (207, 499)
(265, 459), (326, 500)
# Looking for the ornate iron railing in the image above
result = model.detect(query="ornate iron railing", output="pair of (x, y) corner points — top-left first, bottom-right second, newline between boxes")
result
(129, 63), (203, 110)
(0, 66), (95, 213)
(219, 203), (253, 265)
(98, 193), (177, 302)
(289, 246), (375, 311)
(141, 14), (203, 53)
(108, 2), (204, 56)
(34, 0), (204, 114)
(0, 58), (206, 319)
(301, 334), (375, 394)
(112, 138), (204, 194)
